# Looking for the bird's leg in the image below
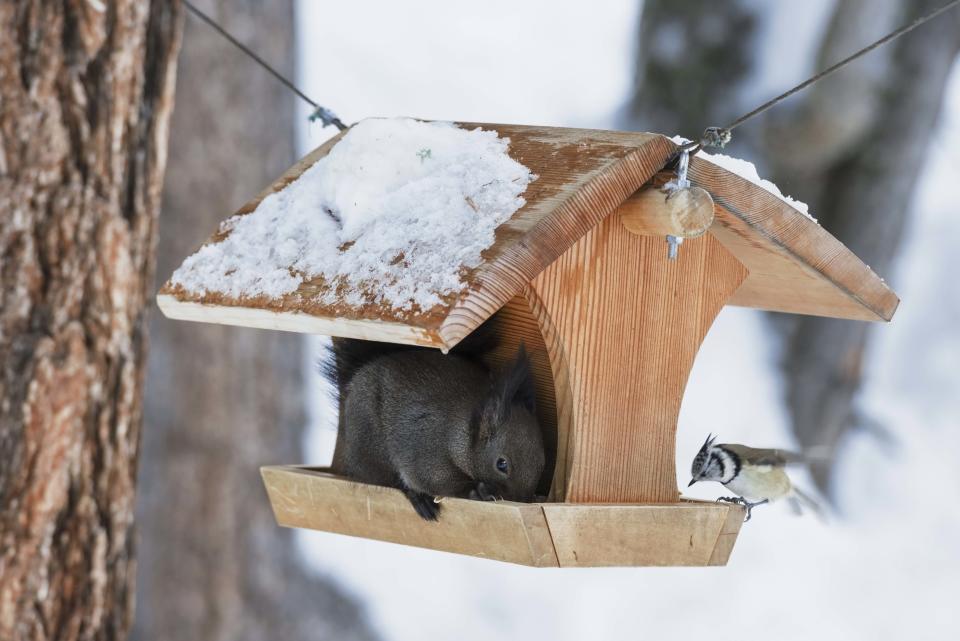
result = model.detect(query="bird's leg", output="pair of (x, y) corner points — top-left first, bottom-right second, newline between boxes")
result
(742, 498), (770, 522)
(716, 496), (769, 522)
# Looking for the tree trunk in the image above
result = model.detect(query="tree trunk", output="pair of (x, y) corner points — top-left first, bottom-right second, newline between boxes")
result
(763, 0), (960, 492)
(0, 2), (182, 640)
(133, 2), (377, 640)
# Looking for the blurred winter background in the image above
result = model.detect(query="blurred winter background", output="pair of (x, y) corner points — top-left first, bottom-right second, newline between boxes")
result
(137, 1), (960, 640)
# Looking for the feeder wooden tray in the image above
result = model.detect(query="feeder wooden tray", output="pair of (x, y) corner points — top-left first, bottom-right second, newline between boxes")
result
(262, 466), (745, 567)
(159, 120), (898, 568)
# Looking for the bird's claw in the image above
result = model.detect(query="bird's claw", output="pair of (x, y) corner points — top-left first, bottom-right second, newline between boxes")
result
(742, 499), (769, 522)
(743, 498), (770, 522)
(717, 496), (768, 522)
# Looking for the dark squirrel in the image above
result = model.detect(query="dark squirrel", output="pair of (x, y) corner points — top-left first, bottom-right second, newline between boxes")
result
(325, 331), (545, 521)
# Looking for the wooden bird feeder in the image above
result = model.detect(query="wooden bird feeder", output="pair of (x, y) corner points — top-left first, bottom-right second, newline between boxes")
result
(157, 122), (898, 567)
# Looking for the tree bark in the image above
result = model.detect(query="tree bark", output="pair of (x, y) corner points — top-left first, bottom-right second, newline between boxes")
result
(133, 2), (378, 640)
(0, 2), (182, 640)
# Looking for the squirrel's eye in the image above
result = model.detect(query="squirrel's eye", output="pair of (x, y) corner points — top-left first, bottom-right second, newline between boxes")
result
(496, 457), (509, 474)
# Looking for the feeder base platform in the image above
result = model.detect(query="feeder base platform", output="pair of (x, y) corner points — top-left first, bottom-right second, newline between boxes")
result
(261, 466), (745, 567)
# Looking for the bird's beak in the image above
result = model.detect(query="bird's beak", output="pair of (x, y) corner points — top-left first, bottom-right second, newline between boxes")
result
(687, 479), (697, 487)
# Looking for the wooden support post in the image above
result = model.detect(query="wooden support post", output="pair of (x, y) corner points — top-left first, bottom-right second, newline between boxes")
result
(618, 185), (715, 238)
(529, 214), (748, 503)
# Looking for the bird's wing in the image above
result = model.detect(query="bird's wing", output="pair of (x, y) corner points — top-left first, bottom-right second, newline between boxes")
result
(723, 444), (806, 467)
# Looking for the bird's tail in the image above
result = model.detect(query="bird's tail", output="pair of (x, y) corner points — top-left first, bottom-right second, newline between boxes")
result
(790, 486), (826, 521)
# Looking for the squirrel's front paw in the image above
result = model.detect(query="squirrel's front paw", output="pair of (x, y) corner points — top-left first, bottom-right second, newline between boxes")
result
(404, 490), (441, 521)
(469, 481), (497, 501)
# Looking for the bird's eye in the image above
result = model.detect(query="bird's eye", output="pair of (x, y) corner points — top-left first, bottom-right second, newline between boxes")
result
(496, 457), (509, 474)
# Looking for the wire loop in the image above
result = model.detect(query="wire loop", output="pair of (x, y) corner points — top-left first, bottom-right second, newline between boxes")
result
(182, 0), (347, 130)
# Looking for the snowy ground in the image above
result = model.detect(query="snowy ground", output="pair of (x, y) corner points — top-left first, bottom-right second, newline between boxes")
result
(293, 2), (960, 639)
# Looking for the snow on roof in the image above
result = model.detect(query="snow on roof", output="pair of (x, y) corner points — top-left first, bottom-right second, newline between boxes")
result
(671, 136), (813, 220)
(170, 118), (535, 311)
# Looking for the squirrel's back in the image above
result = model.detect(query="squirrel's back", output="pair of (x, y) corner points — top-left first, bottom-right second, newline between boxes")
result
(334, 350), (490, 495)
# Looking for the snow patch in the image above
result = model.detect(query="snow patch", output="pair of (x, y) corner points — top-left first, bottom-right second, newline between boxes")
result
(671, 135), (813, 219)
(171, 118), (534, 311)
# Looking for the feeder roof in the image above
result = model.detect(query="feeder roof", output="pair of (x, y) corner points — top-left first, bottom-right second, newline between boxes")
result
(158, 122), (898, 350)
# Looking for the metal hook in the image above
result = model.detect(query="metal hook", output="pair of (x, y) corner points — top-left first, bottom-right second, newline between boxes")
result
(666, 149), (691, 261)
(675, 148), (691, 190)
(667, 235), (683, 260)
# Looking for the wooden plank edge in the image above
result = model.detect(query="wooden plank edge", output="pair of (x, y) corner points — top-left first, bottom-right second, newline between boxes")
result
(724, 291), (891, 322)
(690, 157), (899, 322)
(710, 201), (898, 322)
(156, 294), (443, 347)
(707, 501), (746, 566)
(542, 501), (745, 567)
(263, 467), (745, 567)
(261, 465), (557, 567)
(523, 504), (561, 568)
(260, 466), (288, 526)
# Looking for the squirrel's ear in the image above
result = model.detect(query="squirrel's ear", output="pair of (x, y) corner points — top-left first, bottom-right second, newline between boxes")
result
(474, 344), (536, 440)
(504, 343), (536, 414)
